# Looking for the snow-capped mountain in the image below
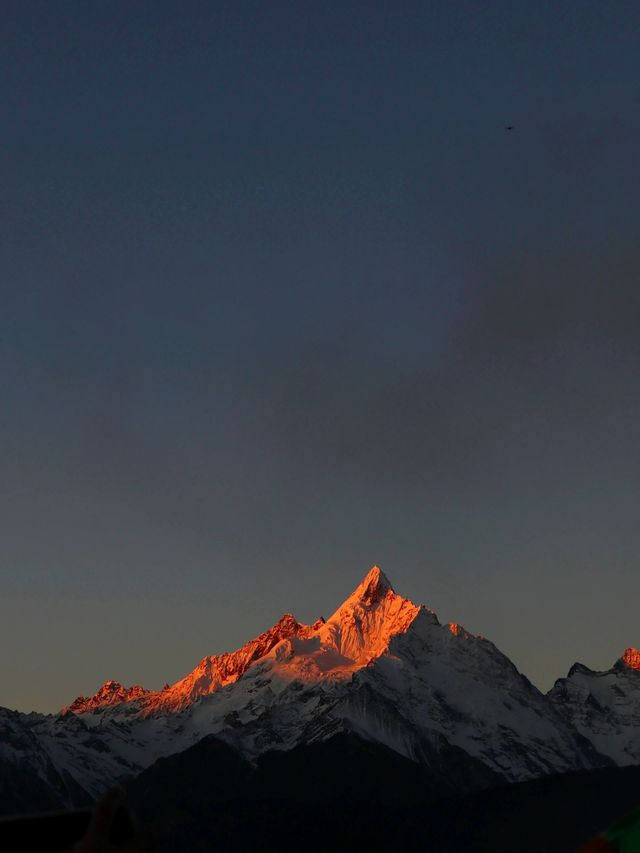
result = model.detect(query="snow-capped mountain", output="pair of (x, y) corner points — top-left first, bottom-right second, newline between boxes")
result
(61, 613), (326, 716)
(548, 648), (640, 765)
(0, 567), (617, 814)
(62, 681), (151, 715)
(60, 569), (421, 718)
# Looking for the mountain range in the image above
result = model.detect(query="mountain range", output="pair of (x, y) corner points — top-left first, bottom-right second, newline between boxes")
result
(2, 566), (640, 848)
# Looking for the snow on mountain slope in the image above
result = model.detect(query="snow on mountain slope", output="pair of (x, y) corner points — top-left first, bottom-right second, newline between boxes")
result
(223, 566), (422, 685)
(548, 648), (640, 765)
(352, 609), (604, 780)
(0, 566), (614, 813)
(61, 680), (151, 715)
(316, 566), (421, 663)
(61, 567), (414, 717)
(142, 612), (325, 714)
(164, 568), (605, 781)
(0, 708), (90, 811)
(62, 613), (326, 716)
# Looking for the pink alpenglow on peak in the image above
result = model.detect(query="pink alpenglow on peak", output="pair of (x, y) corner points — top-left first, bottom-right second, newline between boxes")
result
(314, 565), (421, 664)
(447, 622), (485, 640)
(620, 648), (640, 670)
(61, 681), (151, 715)
(60, 612), (325, 716)
(60, 566), (423, 717)
(351, 565), (393, 605)
(146, 612), (323, 714)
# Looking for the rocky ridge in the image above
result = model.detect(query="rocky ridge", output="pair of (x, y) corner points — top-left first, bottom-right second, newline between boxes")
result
(2, 566), (636, 814)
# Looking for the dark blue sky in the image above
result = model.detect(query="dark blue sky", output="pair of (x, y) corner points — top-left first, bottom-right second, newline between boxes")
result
(2, 1), (640, 712)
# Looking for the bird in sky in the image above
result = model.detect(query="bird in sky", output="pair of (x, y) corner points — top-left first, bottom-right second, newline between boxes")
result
(505, 125), (514, 131)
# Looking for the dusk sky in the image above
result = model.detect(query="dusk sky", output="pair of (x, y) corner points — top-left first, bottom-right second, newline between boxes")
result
(2, 1), (640, 713)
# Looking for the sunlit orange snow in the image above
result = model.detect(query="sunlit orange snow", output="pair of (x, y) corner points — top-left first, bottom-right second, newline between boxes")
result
(62, 566), (423, 716)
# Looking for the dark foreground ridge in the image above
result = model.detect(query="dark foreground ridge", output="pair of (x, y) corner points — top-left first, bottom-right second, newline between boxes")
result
(127, 732), (640, 853)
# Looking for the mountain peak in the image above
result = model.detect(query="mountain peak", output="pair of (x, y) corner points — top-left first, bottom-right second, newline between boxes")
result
(139, 612), (316, 714)
(61, 680), (150, 714)
(275, 613), (300, 630)
(350, 565), (394, 606)
(619, 648), (640, 671)
(318, 566), (420, 664)
(61, 566), (420, 717)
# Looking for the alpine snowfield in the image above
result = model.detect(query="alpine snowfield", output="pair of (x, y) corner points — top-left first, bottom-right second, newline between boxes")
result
(3, 566), (639, 813)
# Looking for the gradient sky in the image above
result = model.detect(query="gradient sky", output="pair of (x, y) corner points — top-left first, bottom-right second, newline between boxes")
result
(2, 1), (640, 713)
